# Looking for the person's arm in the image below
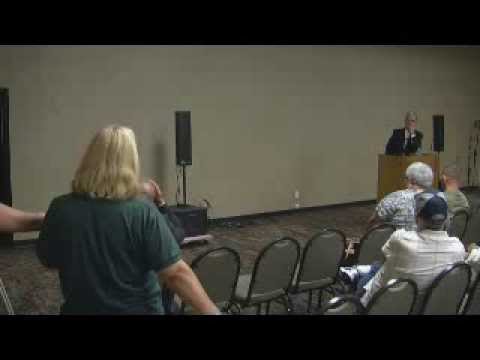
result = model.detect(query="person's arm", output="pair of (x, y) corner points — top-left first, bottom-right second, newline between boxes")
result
(367, 211), (381, 229)
(141, 179), (166, 206)
(385, 130), (399, 155)
(159, 260), (221, 315)
(142, 205), (219, 314)
(367, 194), (395, 230)
(0, 203), (44, 233)
(406, 130), (422, 154)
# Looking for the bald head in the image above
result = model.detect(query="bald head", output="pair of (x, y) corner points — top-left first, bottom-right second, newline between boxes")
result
(441, 163), (461, 190)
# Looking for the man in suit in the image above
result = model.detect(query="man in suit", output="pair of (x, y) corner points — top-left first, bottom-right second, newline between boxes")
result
(386, 112), (423, 155)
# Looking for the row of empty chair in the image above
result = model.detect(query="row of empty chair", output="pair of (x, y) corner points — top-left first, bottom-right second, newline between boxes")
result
(176, 217), (480, 315)
(176, 224), (399, 314)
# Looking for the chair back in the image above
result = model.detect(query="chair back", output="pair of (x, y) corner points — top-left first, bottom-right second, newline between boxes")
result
(463, 205), (480, 248)
(187, 247), (241, 307)
(321, 295), (364, 315)
(365, 278), (418, 315)
(463, 273), (480, 315)
(357, 224), (396, 265)
(247, 237), (301, 300)
(295, 229), (346, 286)
(448, 209), (469, 245)
(0, 278), (14, 315)
(420, 262), (472, 315)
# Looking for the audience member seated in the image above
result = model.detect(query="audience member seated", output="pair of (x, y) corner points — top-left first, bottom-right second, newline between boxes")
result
(0, 203), (44, 233)
(441, 163), (470, 215)
(36, 125), (221, 315)
(360, 190), (480, 309)
(368, 162), (433, 231)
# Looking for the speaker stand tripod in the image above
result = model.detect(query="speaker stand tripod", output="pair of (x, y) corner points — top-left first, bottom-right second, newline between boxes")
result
(181, 163), (187, 206)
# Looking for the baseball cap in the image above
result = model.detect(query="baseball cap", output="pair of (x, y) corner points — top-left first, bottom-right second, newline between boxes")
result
(414, 190), (448, 226)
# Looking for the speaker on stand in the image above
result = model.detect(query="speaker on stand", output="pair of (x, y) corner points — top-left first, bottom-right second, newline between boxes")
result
(171, 111), (209, 244)
(433, 115), (444, 189)
(175, 111), (192, 206)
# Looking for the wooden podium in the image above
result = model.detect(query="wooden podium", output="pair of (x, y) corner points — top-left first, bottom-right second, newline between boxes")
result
(377, 154), (439, 201)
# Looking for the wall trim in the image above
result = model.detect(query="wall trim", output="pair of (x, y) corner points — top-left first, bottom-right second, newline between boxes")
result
(208, 199), (377, 226)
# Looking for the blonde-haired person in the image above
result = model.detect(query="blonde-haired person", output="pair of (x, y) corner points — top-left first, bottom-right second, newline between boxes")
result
(37, 125), (220, 315)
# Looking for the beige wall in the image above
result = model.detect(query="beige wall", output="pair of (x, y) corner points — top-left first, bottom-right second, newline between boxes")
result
(2, 46), (480, 240)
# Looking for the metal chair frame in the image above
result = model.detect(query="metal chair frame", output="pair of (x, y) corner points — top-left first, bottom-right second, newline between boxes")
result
(419, 262), (472, 315)
(320, 294), (365, 315)
(462, 271), (480, 315)
(233, 237), (301, 315)
(290, 228), (347, 313)
(364, 278), (418, 315)
(355, 224), (396, 265)
(0, 278), (14, 315)
(179, 246), (241, 314)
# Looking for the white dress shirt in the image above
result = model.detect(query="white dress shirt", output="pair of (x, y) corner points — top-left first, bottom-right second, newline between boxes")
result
(404, 128), (416, 149)
(361, 228), (466, 307)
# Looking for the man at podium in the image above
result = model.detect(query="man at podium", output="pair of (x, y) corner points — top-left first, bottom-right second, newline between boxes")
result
(385, 112), (423, 155)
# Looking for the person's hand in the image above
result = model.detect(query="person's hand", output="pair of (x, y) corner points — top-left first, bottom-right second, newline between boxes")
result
(142, 179), (165, 205)
(466, 244), (480, 268)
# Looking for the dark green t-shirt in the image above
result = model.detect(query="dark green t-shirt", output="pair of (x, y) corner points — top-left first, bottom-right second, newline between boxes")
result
(37, 193), (181, 314)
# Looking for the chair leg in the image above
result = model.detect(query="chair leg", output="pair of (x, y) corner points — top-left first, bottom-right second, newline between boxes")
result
(0, 278), (14, 315)
(307, 290), (313, 313)
(256, 303), (262, 315)
(227, 302), (242, 315)
(280, 294), (295, 314)
(287, 294), (295, 313)
(317, 289), (323, 309)
(266, 301), (271, 315)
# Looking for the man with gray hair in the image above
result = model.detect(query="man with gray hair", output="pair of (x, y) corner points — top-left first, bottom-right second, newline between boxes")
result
(386, 111), (423, 155)
(369, 161), (434, 231)
(360, 190), (480, 311)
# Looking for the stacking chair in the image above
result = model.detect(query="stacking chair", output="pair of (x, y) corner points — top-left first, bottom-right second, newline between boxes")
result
(447, 209), (469, 246)
(289, 229), (346, 313)
(462, 273), (480, 315)
(463, 205), (480, 248)
(320, 295), (365, 315)
(180, 247), (241, 314)
(356, 224), (396, 265)
(419, 262), (472, 315)
(233, 237), (301, 315)
(0, 278), (14, 315)
(364, 278), (418, 315)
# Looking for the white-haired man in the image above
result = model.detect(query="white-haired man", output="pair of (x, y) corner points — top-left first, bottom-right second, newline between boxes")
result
(369, 161), (434, 231)
(386, 111), (423, 155)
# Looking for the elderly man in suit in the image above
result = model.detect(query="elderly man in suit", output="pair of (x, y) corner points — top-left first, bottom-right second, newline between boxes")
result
(386, 112), (423, 155)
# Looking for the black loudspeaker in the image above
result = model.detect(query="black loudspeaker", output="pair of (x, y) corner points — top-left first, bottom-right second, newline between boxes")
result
(175, 111), (192, 166)
(433, 115), (444, 152)
(169, 205), (207, 237)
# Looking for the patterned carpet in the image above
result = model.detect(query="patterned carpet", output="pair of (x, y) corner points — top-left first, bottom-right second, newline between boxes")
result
(0, 202), (375, 315)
